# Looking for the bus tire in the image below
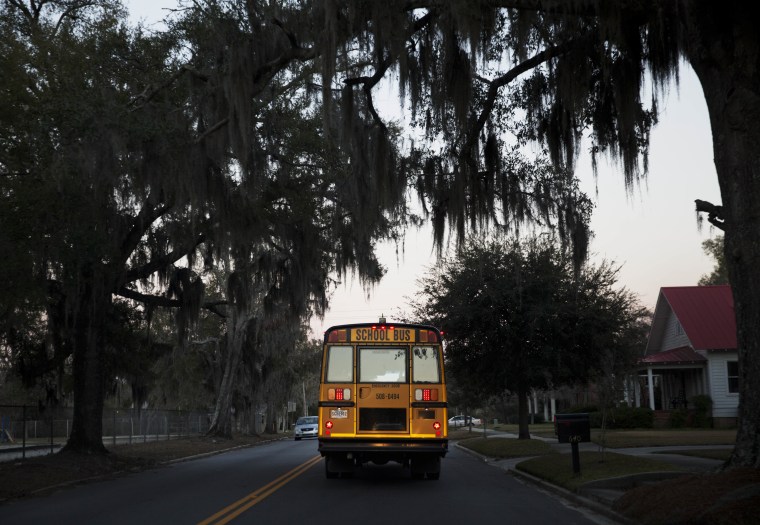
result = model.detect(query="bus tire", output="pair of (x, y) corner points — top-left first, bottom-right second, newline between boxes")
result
(325, 456), (339, 479)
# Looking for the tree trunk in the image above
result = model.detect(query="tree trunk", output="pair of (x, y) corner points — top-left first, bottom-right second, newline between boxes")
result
(207, 313), (249, 438)
(684, 4), (760, 468)
(62, 280), (108, 454)
(517, 383), (531, 439)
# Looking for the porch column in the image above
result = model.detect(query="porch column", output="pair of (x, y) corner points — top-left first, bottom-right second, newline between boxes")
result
(543, 394), (549, 422)
(647, 367), (655, 410)
(550, 396), (556, 419)
(634, 378), (641, 407)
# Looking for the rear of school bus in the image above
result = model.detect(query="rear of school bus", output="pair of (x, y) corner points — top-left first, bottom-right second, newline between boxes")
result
(318, 322), (448, 479)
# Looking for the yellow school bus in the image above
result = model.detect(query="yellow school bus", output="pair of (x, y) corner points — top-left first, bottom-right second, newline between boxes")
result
(318, 320), (447, 479)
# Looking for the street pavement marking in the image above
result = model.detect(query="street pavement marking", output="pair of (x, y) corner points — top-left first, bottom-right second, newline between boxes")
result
(197, 455), (322, 525)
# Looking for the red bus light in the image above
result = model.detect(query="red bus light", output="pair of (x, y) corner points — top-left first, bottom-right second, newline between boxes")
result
(423, 389), (431, 401)
(433, 421), (441, 430)
(325, 420), (333, 429)
(326, 329), (347, 342)
(335, 389), (344, 400)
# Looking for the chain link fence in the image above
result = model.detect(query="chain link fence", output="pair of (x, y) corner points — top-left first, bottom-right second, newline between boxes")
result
(0, 404), (210, 460)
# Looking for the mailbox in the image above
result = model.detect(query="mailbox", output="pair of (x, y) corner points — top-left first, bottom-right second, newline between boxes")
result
(554, 413), (591, 443)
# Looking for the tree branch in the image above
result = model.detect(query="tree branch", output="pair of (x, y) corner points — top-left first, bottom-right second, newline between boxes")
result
(195, 118), (230, 144)
(695, 199), (726, 231)
(129, 65), (209, 111)
(116, 198), (173, 269)
(124, 233), (207, 283)
(461, 38), (579, 159)
(342, 11), (435, 130)
(117, 287), (228, 318)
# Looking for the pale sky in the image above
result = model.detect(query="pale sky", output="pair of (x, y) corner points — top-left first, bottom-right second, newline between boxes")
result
(125, 1), (722, 338)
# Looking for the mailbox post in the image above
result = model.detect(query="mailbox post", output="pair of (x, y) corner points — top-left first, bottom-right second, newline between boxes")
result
(554, 413), (591, 475)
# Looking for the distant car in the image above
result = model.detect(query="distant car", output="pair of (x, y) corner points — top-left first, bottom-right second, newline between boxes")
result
(294, 416), (319, 440)
(448, 415), (482, 427)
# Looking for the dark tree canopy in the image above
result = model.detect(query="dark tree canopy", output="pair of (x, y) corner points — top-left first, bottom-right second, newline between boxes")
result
(315, 0), (760, 469)
(4, 0), (760, 468)
(0, 0), (410, 450)
(411, 235), (646, 439)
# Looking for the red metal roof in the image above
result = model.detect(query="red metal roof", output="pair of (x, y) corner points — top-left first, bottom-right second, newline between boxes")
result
(640, 346), (707, 365)
(661, 285), (736, 350)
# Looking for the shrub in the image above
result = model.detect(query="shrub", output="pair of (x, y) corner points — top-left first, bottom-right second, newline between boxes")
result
(568, 405), (599, 414)
(669, 408), (688, 428)
(591, 406), (654, 429)
(691, 395), (713, 428)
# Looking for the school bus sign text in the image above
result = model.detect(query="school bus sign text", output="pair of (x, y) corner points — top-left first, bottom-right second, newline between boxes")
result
(351, 327), (415, 342)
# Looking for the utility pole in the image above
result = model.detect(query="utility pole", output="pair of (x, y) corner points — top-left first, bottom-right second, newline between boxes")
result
(303, 381), (307, 416)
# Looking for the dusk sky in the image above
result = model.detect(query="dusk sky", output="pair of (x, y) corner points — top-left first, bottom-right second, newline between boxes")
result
(127, 1), (723, 338)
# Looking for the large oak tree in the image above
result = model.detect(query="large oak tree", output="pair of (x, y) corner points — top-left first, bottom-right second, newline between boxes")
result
(307, 0), (760, 468)
(0, 0), (405, 451)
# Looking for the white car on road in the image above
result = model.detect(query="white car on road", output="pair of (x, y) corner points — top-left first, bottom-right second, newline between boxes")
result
(293, 416), (319, 440)
(448, 415), (482, 427)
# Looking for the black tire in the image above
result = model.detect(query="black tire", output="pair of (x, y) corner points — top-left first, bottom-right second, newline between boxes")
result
(325, 457), (338, 479)
(294, 437), (301, 441)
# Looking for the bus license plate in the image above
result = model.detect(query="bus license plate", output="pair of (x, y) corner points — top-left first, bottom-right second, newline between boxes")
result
(330, 409), (348, 419)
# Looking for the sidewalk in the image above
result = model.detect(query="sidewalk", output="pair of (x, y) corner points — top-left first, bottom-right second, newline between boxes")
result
(456, 430), (727, 524)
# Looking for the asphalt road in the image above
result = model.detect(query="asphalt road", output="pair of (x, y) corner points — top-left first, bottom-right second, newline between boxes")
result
(2, 439), (614, 525)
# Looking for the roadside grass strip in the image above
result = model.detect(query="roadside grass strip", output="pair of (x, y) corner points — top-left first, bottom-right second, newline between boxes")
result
(516, 451), (683, 491)
(458, 437), (556, 458)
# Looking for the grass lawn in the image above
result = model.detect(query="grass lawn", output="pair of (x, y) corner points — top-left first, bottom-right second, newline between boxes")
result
(453, 425), (735, 495)
(593, 429), (736, 448)
(516, 451), (683, 491)
(481, 423), (736, 447)
(654, 448), (732, 461)
(457, 437), (556, 458)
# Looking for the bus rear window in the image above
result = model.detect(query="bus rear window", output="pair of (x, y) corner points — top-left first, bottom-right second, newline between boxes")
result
(412, 346), (440, 383)
(325, 345), (353, 382)
(359, 348), (407, 383)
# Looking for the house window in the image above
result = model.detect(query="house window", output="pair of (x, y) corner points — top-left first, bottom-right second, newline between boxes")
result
(727, 361), (739, 394)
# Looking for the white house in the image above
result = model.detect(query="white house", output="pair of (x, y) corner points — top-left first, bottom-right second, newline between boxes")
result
(638, 285), (738, 427)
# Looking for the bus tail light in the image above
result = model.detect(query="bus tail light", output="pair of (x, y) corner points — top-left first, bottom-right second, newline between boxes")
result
(325, 420), (333, 429)
(327, 329), (347, 342)
(419, 329), (439, 343)
(415, 388), (438, 401)
(433, 421), (441, 430)
(328, 388), (351, 400)
(337, 388), (350, 400)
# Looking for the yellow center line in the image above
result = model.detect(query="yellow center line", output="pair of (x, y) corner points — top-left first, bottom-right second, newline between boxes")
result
(197, 455), (322, 525)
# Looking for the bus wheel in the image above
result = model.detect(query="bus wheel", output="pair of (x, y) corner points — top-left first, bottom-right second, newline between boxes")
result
(428, 456), (441, 479)
(325, 457), (339, 479)
(411, 455), (440, 480)
(410, 457), (426, 479)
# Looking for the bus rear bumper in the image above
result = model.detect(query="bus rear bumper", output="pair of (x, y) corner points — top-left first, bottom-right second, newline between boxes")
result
(318, 438), (448, 457)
